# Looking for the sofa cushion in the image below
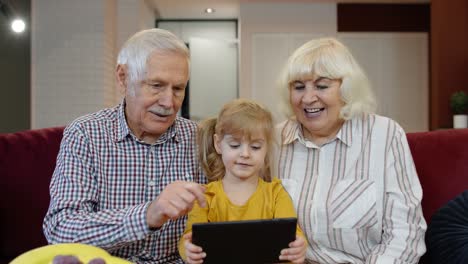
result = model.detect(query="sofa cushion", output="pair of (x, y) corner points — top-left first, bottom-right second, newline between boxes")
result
(407, 129), (468, 223)
(0, 127), (64, 262)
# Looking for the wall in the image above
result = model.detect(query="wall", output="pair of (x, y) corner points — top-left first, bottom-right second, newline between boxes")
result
(341, 33), (428, 132)
(6, 1), (459, 132)
(239, 2), (337, 99)
(157, 20), (238, 121)
(31, 0), (154, 129)
(240, 2), (429, 132)
(430, 0), (468, 129)
(0, 0), (30, 133)
(115, 0), (155, 104)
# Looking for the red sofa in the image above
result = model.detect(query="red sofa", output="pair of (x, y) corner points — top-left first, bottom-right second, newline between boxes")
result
(1, 127), (468, 263)
(0, 127), (64, 264)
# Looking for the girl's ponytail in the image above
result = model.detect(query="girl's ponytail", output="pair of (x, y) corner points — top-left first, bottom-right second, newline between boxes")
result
(198, 118), (225, 181)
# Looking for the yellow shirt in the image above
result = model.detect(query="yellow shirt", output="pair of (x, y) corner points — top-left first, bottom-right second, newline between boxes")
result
(178, 177), (304, 260)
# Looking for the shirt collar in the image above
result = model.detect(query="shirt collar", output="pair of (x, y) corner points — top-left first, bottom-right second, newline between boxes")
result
(335, 119), (353, 147)
(280, 117), (353, 147)
(114, 100), (180, 144)
(115, 101), (131, 142)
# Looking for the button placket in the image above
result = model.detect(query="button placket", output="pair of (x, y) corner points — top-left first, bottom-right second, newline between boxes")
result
(148, 180), (156, 186)
(147, 145), (157, 195)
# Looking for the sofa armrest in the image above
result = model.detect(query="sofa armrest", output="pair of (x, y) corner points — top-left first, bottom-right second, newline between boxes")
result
(0, 127), (64, 262)
(407, 128), (468, 223)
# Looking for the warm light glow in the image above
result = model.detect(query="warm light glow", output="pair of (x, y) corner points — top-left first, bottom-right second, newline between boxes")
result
(205, 8), (215, 13)
(11, 19), (26, 33)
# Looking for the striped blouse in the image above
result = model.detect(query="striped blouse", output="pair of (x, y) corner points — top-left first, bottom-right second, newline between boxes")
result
(276, 114), (426, 264)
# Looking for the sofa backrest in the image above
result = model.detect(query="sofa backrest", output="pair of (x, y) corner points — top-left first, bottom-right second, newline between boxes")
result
(407, 128), (468, 223)
(0, 127), (64, 263)
(1, 126), (467, 263)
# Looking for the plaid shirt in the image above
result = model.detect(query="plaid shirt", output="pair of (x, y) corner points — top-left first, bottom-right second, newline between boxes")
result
(43, 103), (206, 264)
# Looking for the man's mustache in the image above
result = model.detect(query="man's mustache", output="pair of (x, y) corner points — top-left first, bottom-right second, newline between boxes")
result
(149, 107), (174, 116)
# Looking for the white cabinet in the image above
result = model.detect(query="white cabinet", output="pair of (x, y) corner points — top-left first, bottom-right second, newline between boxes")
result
(339, 33), (429, 132)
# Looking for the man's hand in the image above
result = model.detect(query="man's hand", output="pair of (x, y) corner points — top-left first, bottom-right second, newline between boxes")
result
(146, 181), (206, 229)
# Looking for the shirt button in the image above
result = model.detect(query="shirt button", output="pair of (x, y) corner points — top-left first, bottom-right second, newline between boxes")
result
(148, 180), (156, 186)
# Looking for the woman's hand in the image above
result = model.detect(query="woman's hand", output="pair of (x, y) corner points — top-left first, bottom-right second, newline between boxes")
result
(183, 232), (206, 264)
(279, 235), (307, 263)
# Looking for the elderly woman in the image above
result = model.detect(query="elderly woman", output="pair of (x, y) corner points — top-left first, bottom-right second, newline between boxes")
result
(276, 37), (426, 263)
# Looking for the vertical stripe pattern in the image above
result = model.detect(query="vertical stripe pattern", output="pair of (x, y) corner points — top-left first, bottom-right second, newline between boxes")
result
(276, 114), (426, 263)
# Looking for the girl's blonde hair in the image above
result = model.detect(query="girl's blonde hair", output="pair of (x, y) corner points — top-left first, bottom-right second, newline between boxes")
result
(198, 99), (275, 182)
(278, 37), (377, 120)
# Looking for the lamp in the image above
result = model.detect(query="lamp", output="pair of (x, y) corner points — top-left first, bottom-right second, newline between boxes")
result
(0, 0), (26, 33)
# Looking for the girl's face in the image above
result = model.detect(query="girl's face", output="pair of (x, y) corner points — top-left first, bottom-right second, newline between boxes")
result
(214, 132), (268, 182)
(289, 76), (345, 142)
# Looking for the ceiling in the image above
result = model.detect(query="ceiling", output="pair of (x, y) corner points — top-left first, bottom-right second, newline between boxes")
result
(150, 0), (430, 19)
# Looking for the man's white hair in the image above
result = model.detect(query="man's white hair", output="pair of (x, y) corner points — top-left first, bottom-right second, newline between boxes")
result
(117, 28), (189, 95)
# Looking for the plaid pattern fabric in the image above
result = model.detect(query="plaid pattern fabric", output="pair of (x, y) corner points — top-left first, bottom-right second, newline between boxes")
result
(43, 103), (206, 264)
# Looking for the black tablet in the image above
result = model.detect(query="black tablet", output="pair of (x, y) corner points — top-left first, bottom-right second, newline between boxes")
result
(192, 217), (297, 264)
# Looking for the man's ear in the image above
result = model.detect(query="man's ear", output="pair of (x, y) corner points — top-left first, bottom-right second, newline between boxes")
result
(116, 64), (128, 95)
(213, 134), (222, 154)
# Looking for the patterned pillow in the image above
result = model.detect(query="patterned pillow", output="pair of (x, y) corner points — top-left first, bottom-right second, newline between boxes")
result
(426, 190), (468, 264)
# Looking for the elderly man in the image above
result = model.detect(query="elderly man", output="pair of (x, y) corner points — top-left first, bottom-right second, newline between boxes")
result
(43, 29), (207, 264)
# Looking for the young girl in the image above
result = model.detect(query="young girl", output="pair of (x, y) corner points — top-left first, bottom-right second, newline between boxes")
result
(178, 99), (306, 264)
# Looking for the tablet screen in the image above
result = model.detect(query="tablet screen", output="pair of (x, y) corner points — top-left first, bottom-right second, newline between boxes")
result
(192, 217), (297, 264)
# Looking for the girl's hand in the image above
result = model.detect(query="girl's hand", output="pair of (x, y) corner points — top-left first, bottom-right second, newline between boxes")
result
(279, 235), (307, 263)
(183, 232), (206, 264)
